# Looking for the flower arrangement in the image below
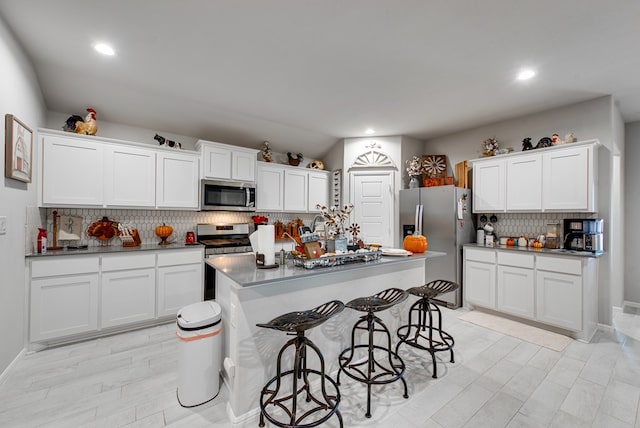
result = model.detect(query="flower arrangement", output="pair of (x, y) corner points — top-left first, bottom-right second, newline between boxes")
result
(405, 156), (422, 177)
(481, 137), (499, 156)
(316, 203), (354, 237)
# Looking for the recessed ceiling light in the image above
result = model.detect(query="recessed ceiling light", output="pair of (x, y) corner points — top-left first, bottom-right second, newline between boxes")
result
(364, 128), (375, 135)
(94, 43), (115, 56)
(517, 69), (536, 81)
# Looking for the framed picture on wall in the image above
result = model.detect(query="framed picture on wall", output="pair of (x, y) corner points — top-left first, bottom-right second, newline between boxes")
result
(5, 113), (33, 183)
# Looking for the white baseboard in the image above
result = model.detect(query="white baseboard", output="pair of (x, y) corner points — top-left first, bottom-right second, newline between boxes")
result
(598, 323), (615, 333)
(623, 301), (640, 310)
(226, 401), (260, 427)
(0, 348), (26, 386)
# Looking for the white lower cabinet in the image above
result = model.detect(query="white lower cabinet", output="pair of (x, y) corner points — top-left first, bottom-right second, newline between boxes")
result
(157, 250), (203, 317)
(29, 247), (203, 345)
(463, 247), (598, 341)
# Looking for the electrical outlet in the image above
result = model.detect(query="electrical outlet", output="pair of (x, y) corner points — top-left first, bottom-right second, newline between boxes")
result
(0, 216), (6, 235)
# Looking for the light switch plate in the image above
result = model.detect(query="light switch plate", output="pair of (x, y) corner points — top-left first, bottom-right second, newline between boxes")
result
(0, 216), (6, 235)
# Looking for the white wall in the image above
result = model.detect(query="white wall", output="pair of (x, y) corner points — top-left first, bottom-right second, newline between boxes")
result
(47, 111), (199, 151)
(625, 121), (640, 304)
(425, 96), (618, 326)
(0, 16), (46, 377)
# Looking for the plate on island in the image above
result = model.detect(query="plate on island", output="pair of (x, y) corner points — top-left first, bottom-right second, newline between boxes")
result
(380, 248), (413, 257)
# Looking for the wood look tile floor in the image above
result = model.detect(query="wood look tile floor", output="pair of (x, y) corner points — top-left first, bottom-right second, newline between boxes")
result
(2, 307), (640, 427)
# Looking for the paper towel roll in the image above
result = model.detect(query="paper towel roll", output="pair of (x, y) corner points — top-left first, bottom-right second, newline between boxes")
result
(258, 225), (275, 266)
(249, 231), (259, 253)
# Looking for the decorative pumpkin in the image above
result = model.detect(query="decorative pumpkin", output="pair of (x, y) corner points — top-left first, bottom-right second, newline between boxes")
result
(155, 223), (173, 245)
(506, 238), (515, 247)
(403, 232), (427, 253)
(533, 241), (543, 249)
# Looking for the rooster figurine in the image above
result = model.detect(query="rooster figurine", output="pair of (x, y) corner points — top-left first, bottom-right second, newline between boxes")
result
(63, 108), (98, 135)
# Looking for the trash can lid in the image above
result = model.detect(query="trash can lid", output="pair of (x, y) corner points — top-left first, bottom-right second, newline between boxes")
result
(177, 301), (222, 329)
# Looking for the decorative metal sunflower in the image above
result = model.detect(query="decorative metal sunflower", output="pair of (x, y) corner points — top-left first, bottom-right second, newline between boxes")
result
(422, 155), (447, 178)
(347, 223), (361, 241)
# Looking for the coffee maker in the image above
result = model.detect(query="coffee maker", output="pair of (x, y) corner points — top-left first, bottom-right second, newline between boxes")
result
(563, 219), (604, 253)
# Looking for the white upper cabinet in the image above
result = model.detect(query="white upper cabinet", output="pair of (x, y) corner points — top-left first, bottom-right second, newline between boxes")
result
(156, 151), (200, 209)
(39, 129), (201, 210)
(542, 145), (595, 212)
(104, 145), (156, 207)
(308, 171), (329, 212)
(471, 140), (598, 213)
(256, 162), (329, 213)
(472, 159), (506, 212)
(41, 133), (104, 206)
(197, 140), (258, 182)
(284, 169), (308, 212)
(506, 153), (542, 211)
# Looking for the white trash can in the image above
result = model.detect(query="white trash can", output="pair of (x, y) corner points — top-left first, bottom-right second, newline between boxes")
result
(176, 301), (223, 407)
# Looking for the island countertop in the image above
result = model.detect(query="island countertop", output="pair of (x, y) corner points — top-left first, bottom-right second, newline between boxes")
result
(206, 250), (446, 288)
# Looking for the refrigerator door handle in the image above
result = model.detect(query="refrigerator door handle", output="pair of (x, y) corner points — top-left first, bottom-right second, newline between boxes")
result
(414, 204), (424, 235)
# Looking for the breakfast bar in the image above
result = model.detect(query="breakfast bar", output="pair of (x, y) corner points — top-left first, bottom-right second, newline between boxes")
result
(206, 251), (444, 423)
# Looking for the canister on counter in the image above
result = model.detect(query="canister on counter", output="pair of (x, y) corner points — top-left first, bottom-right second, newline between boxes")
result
(476, 228), (485, 245)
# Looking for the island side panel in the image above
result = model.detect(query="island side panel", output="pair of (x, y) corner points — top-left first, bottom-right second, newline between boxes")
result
(218, 257), (426, 420)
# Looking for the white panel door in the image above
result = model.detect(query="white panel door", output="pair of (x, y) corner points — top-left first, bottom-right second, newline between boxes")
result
(156, 152), (199, 209)
(232, 151), (257, 182)
(472, 159), (506, 212)
(101, 268), (156, 328)
(104, 145), (156, 207)
(202, 145), (232, 179)
(496, 265), (534, 319)
(464, 260), (496, 308)
(41, 134), (104, 206)
(256, 164), (284, 211)
(157, 263), (203, 317)
(536, 270), (582, 331)
(506, 154), (541, 211)
(284, 169), (308, 212)
(30, 274), (99, 341)
(308, 171), (329, 212)
(350, 171), (393, 247)
(542, 146), (590, 211)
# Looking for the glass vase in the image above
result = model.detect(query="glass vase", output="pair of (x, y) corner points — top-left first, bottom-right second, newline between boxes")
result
(409, 176), (420, 189)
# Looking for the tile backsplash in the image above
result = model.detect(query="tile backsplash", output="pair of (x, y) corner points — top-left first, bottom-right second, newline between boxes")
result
(26, 208), (318, 253)
(479, 212), (596, 239)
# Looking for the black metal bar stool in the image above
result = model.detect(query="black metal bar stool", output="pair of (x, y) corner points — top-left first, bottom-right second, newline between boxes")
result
(396, 279), (459, 379)
(337, 288), (408, 418)
(257, 300), (344, 428)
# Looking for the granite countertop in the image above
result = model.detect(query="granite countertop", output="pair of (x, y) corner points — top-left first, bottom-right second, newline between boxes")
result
(207, 250), (446, 288)
(463, 243), (603, 258)
(26, 242), (204, 258)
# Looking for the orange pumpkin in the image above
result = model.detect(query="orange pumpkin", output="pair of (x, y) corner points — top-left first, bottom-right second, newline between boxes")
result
(403, 232), (428, 253)
(155, 223), (173, 245)
(506, 238), (515, 247)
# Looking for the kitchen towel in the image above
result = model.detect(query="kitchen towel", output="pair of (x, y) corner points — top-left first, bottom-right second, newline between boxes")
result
(258, 225), (275, 266)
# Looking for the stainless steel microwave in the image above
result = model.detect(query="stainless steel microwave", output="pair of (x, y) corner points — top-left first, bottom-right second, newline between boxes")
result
(200, 180), (256, 211)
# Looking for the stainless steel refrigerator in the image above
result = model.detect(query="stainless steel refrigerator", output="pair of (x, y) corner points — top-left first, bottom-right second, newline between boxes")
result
(399, 185), (474, 308)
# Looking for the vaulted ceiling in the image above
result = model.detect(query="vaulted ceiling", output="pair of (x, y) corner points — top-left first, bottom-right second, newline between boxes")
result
(1, 1), (638, 158)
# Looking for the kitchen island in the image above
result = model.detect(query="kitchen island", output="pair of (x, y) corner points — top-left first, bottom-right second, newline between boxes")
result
(206, 251), (445, 423)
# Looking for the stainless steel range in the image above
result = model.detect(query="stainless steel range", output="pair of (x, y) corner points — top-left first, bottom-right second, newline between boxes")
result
(197, 223), (253, 257)
(198, 223), (253, 300)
